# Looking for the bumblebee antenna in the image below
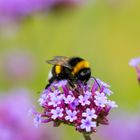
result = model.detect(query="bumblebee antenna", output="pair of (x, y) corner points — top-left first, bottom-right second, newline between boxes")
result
(91, 76), (101, 89)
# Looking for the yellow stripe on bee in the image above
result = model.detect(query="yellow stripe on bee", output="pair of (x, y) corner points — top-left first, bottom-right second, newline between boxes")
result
(72, 60), (89, 75)
(55, 65), (61, 74)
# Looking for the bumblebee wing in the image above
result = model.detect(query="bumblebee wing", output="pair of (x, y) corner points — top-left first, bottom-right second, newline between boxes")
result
(46, 56), (72, 69)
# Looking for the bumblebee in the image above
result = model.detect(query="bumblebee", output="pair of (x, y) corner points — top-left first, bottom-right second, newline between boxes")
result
(45, 56), (91, 89)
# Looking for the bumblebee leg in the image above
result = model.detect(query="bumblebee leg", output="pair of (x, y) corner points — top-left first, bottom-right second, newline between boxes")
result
(68, 80), (75, 88)
(68, 80), (79, 93)
(45, 83), (51, 89)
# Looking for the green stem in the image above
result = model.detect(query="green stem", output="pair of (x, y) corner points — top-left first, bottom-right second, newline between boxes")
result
(83, 134), (91, 140)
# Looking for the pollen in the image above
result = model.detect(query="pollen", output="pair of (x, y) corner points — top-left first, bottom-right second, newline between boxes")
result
(55, 65), (61, 74)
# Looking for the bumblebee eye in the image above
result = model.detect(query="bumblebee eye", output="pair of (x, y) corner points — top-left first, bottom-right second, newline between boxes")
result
(77, 68), (91, 82)
(79, 69), (91, 76)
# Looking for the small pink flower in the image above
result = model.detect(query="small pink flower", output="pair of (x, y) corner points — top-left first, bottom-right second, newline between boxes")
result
(34, 114), (42, 127)
(78, 95), (90, 106)
(51, 107), (64, 119)
(65, 109), (77, 122)
(107, 100), (118, 108)
(48, 94), (64, 107)
(54, 80), (68, 87)
(82, 108), (97, 119)
(64, 95), (75, 104)
(94, 91), (107, 107)
(80, 118), (96, 132)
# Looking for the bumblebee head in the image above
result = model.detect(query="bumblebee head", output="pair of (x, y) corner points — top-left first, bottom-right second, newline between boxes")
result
(76, 68), (91, 82)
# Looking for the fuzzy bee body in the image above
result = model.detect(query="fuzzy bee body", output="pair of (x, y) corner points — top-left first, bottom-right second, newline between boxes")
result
(46, 56), (91, 88)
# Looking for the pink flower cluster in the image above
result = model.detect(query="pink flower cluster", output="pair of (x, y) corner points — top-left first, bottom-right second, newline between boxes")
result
(34, 78), (117, 135)
(0, 0), (82, 20)
(0, 89), (56, 140)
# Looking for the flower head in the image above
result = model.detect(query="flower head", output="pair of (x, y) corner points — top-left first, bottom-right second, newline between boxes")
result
(1, 50), (36, 83)
(34, 78), (117, 137)
(129, 57), (140, 83)
(129, 57), (140, 67)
